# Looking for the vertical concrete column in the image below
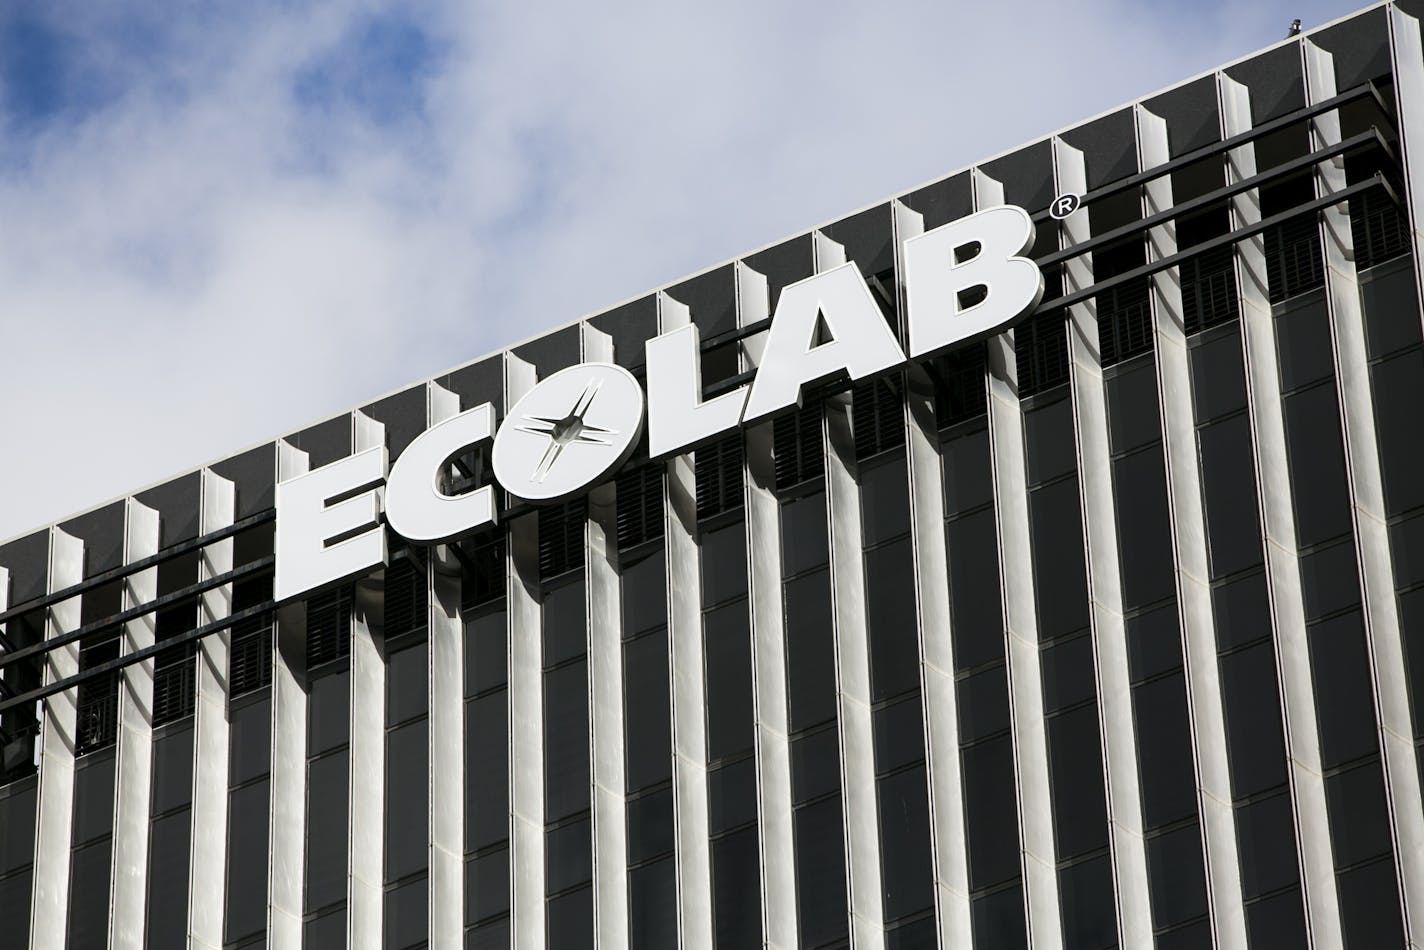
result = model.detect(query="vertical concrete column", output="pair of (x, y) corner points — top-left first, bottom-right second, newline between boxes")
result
(348, 411), (388, 950)
(1218, 71), (1343, 947)
(189, 469), (236, 949)
(505, 352), (546, 950)
(582, 321), (629, 949)
(1305, 39), (1424, 945)
(740, 259), (799, 950)
(816, 229), (886, 948)
(1051, 137), (1153, 949)
(658, 290), (715, 950)
(109, 498), (160, 948)
(1389, 6), (1424, 317)
(428, 381), (466, 950)
(893, 197), (974, 949)
(974, 168), (1063, 950)
(29, 527), (84, 950)
(268, 440), (310, 949)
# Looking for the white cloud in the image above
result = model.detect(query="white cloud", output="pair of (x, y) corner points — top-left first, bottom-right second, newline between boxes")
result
(0, 0), (1360, 540)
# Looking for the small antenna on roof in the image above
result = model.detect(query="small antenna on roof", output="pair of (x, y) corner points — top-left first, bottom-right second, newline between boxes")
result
(1287, 18), (1302, 37)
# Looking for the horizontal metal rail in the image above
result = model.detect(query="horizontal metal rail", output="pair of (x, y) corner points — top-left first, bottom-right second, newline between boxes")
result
(1037, 174), (1393, 313)
(696, 81), (1390, 356)
(0, 599), (277, 716)
(0, 509), (274, 627)
(0, 557), (275, 670)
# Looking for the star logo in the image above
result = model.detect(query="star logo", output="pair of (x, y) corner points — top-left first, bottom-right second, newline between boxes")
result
(513, 378), (618, 483)
(491, 362), (645, 503)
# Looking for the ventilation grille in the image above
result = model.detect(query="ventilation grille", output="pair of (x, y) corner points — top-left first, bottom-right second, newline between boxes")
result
(1016, 310), (1070, 397)
(1351, 186), (1410, 271)
(152, 642), (197, 726)
(75, 629), (120, 754)
(1098, 276), (1154, 367)
(616, 465), (665, 550)
(384, 553), (428, 639)
(306, 586), (353, 669)
(773, 401), (824, 491)
(1181, 243), (1239, 335)
(932, 341), (988, 428)
(539, 498), (587, 579)
(229, 613), (273, 698)
(853, 375), (905, 459)
(696, 433), (744, 519)
(460, 533), (507, 610)
(1265, 212), (1324, 302)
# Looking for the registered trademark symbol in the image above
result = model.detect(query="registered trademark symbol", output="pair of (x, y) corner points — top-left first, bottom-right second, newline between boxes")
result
(1049, 193), (1081, 219)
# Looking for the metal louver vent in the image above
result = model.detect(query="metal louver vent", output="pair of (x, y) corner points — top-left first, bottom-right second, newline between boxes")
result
(152, 643), (197, 726)
(853, 376), (905, 459)
(384, 553), (428, 639)
(75, 628), (120, 753)
(1098, 276), (1154, 367)
(539, 497), (588, 579)
(696, 433), (744, 519)
(306, 586), (353, 669)
(932, 341), (988, 428)
(1265, 212), (1324, 302)
(774, 401), (824, 491)
(1351, 186), (1409, 270)
(229, 613), (273, 698)
(1181, 244), (1239, 335)
(460, 534), (507, 610)
(616, 465), (664, 550)
(1016, 310), (1070, 397)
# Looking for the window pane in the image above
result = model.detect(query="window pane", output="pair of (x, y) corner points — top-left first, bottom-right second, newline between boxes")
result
(466, 846), (509, 925)
(866, 539), (919, 702)
(629, 856), (677, 949)
(795, 795), (849, 945)
(785, 569), (836, 731)
(1235, 791), (1300, 899)
(946, 509), (1004, 671)
(704, 604), (753, 762)
(1146, 823), (1208, 930)
(466, 689), (509, 851)
(861, 457), (911, 546)
(1029, 478), (1090, 640)
(878, 765), (934, 922)
(1058, 853), (1115, 950)
(146, 811), (191, 949)
(385, 876), (428, 949)
(386, 719), (429, 882)
(626, 788), (674, 865)
(387, 641), (428, 726)
(712, 826), (762, 949)
(1046, 706), (1108, 858)
(546, 815), (592, 895)
(306, 749), (350, 912)
(544, 659), (590, 822)
(225, 778), (270, 943)
(701, 520), (748, 607)
(708, 757), (757, 835)
(623, 628), (672, 792)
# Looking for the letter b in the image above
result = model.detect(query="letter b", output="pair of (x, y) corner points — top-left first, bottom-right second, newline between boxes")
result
(902, 204), (1044, 360)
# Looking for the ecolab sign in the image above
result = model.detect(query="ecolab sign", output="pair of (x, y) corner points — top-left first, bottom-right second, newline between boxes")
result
(274, 205), (1044, 602)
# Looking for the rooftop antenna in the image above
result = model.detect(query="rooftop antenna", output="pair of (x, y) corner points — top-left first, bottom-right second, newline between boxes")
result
(1287, 18), (1302, 37)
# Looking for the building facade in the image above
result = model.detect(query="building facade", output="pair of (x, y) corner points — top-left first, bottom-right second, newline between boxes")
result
(5, 4), (1424, 948)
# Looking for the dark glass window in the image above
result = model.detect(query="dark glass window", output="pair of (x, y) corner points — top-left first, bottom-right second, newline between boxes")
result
(1197, 414), (1265, 578)
(1028, 477), (1091, 640)
(945, 507), (1003, 671)
(795, 795), (849, 946)
(962, 736), (1022, 889)
(701, 520), (748, 607)
(785, 569), (836, 731)
(1133, 671), (1198, 828)
(878, 765), (934, 921)
(1057, 852), (1115, 950)
(225, 778), (271, 944)
(465, 690), (508, 851)
(623, 627), (672, 793)
(1145, 823), (1209, 931)
(971, 882), (1028, 949)
(305, 748), (350, 913)
(703, 603), (753, 762)
(1046, 706), (1108, 858)
(543, 659), (590, 821)
(545, 815), (592, 896)
(866, 538), (919, 702)
(386, 719), (429, 881)
(146, 810), (191, 948)
(781, 491), (829, 577)
(628, 856), (677, 949)
(1282, 384), (1352, 547)
(711, 825), (762, 948)
(1219, 641), (1288, 799)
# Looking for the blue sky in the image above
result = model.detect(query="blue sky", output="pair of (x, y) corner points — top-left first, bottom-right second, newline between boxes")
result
(0, 0), (1371, 539)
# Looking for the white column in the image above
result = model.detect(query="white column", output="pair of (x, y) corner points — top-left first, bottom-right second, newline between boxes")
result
(1218, 71), (1343, 947)
(740, 259), (799, 950)
(188, 470), (236, 950)
(974, 167), (1064, 950)
(109, 498), (160, 949)
(428, 381), (466, 950)
(893, 196), (975, 948)
(348, 411), (388, 950)
(1134, 104), (1249, 950)
(506, 351), (547, 950)
(268, 440), (310, 949)
(583, 321), (629, 949)
(816, 229), (886, 949)
(659, 290), (715, 950)
(1305, 38), (1424, 946)
(1388, 6), (1424, 321)
(1051, 137), (1154, 949)
(29, 526), (84, 950)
